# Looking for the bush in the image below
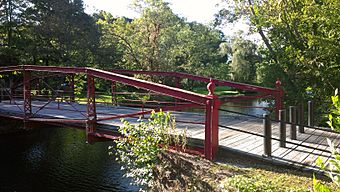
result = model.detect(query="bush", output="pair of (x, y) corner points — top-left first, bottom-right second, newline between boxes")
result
(315, 139), (340, 188)
(110, 110), (186, 190)
(328, 89), (340, 131)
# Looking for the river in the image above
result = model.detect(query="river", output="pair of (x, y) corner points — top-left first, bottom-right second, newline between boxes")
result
(0, 99), (267, 192)
(0, 124), (138, 192)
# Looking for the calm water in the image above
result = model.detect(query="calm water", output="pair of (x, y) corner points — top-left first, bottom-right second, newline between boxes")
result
(0, 125), (138, 192)
(220, 99), (269, 116)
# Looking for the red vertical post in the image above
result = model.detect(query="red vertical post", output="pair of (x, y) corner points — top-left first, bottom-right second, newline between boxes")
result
(23, 70), (32, 119)
(69, 74), (75, 102)
(205, 79), (220, 160)
(86, 74), (96, 143)
(111, 81), (116, 105)
(275, 79), (283, 120)
(211, 96), (220, 158)
(204, 100), (212, 160)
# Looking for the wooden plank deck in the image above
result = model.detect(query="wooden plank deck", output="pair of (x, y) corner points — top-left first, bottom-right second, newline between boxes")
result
(0, 99), (339, 173)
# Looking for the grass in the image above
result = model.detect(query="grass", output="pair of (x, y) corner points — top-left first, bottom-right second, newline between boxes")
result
(151, 150), (339, 192)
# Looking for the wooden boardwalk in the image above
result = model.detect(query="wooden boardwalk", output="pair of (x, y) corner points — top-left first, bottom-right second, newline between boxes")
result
(0, 99), (339, 172)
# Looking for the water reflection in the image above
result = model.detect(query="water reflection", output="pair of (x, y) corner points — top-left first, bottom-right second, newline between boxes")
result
(0, 125), (138, 192)
(220, 99), (269, 116)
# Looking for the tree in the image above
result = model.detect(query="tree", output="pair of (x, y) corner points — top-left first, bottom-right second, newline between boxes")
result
(0, 0), (28, 65)
(97, 0), (229, 80)
(230, 36), (259, 83)
(24, 0), (99, 66)
(217, 0), (340, 107)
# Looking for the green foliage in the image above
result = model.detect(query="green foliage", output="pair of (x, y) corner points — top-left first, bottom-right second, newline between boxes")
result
(315, 139), (340, 187)
(328, 89), (340, 131)
(218, 0), (340, 108)
(111, 110), (186, 189)
(313, 175), (333, 192)
(97, 0), (229, 79)
(220, 174), (309, 192)
(230, 36), (260, 83)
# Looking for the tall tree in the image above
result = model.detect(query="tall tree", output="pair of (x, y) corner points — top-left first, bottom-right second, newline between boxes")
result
(217, 0), (340, 105)
(230, 36), (259, 83)
(0, 0), (28, 65)
(97, 0), (229, 79)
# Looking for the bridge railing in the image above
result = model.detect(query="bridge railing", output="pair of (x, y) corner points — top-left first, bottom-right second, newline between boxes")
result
(0, 65), (222, 160)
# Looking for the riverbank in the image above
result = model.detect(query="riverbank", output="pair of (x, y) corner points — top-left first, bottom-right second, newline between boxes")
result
(150, 149), (338, 192)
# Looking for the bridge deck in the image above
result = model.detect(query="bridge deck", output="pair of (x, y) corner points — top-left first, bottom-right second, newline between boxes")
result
(0, 100), (339, 172)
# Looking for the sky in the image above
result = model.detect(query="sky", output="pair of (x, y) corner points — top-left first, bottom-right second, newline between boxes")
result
(82, 0), (252, 38)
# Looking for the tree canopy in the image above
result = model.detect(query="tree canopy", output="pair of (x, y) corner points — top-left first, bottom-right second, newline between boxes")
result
(217, 0), (340, 105)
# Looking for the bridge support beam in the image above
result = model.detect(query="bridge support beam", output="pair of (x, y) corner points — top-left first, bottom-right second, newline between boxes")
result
(204, 80), (220, 160)
(86, 74), (97, 144)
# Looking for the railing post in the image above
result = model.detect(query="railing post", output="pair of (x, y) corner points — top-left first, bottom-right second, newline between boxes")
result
(111, 81), (116, 105)
(289, 106), (296, 140)
(86, 74), (96, 143)
(23, 69), (32, 118)
(308, 101), (314, 127)
(263, 114), (272, 157)
(69, 74), (75, 102)
(279, 109), (286, 147)
(204, 100), (212, 160)
(275, 79), (284, 120)
(298, 103), (304, 133)
(204, 79), (219, 160)
(211, 96), (220, 159)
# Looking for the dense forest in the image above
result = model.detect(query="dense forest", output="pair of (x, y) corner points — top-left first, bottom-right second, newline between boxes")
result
(1, 0), (339, 112)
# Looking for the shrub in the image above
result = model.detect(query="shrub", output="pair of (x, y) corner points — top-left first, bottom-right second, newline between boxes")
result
(110, 110), (186, 190)
(328, 89), (340, 131)
(315, 139), (340, 188)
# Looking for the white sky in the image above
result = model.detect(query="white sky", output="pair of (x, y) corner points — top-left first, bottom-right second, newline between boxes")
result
(84, 0), (220, 23)
(83, 0), (254, 38)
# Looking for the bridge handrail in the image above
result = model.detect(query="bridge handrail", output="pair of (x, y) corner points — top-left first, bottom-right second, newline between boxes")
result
(0, 65), (211, 105)
(110, 69), (278, 95)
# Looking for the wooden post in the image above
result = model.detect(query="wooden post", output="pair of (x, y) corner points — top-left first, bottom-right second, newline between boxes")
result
(263, 114), (272, 157)
(298, 104), (304, 133)
(308, 101), (314, 127)
(279, 109), (286, 147)
(289, 106), (296, 140)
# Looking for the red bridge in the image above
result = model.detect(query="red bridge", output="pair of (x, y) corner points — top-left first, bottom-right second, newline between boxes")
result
(1, 65), (338, 174)
(0, 65), (285, 161)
